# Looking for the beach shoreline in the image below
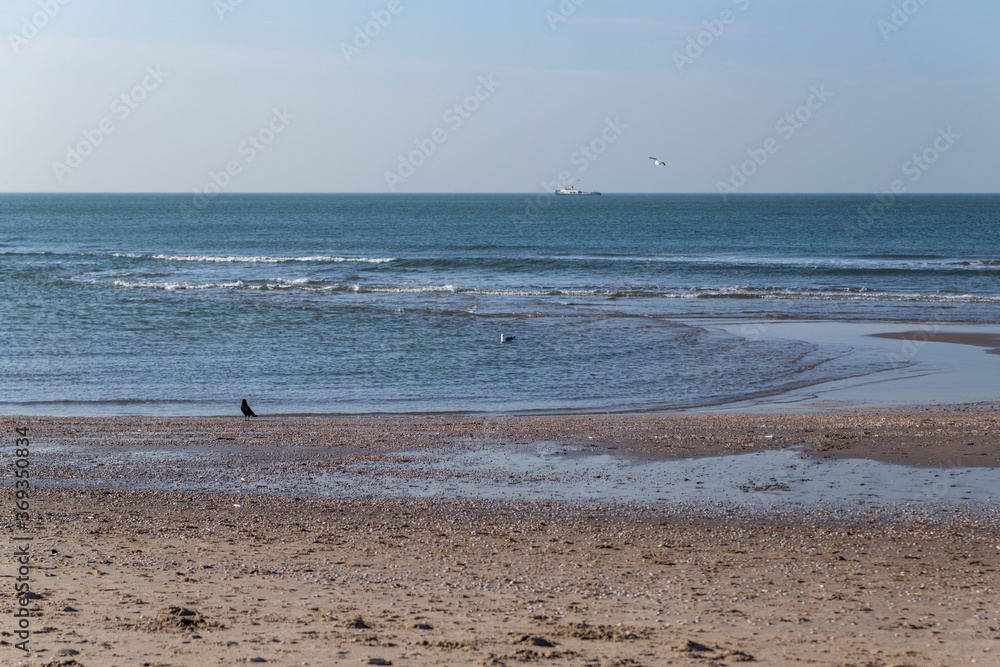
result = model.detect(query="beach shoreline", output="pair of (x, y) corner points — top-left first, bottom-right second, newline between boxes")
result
(4, 406), (1000, 664)
(9, 402), (1000, 467)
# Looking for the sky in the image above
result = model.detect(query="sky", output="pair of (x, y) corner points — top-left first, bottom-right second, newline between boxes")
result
(2, 0), (998, 194)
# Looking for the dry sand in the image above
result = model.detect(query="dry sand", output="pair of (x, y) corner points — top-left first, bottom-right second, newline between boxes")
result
(3, 406), (1000, 666)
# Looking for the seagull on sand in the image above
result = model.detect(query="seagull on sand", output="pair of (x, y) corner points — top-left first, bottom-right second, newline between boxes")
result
(241, 399), (257, 421)
(501, 333), (516, 343)
(649, 157), (666, 166)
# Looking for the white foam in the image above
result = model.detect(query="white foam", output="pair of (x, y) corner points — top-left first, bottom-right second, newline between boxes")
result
(113, 279), (248, 290)
(103, 279), (1000, 303)
(354, 284), (457, 294)
(112, 253), (397, 264)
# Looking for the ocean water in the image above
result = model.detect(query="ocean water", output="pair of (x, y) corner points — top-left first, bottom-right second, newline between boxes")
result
(1, 193), (997, 416)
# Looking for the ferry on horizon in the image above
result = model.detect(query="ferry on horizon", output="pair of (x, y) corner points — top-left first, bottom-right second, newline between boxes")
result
(553, 185), (601, 196)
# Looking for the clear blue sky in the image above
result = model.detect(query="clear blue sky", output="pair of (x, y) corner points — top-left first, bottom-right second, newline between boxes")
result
(3, 0), (997, 193)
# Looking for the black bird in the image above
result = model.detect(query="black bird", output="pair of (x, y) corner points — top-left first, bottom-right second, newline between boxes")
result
(241, 399), (257, 422)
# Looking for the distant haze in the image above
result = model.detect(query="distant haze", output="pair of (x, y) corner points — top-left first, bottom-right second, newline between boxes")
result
(3, 0), (997, 194)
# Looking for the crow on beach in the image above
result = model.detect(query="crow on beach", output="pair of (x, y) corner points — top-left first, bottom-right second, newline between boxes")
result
(241, 399), (257, 421)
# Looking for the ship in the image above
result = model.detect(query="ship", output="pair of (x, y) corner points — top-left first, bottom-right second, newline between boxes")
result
(553, 185), (601, 196)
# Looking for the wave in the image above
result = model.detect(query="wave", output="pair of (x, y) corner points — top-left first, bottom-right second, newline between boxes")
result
(111, 278), (457, 294)
(950, 260), (1000, 267)
(354, 285), (456, 294)
(689, 287), (1000, 303)
(106, 279), (1000, 303)
(388, 254), (1000, 275)
(7, 250), (998, 274)
(625, 255), (1000, 272)
(111, 253), (397, 264)
(113, 279), (251, 291)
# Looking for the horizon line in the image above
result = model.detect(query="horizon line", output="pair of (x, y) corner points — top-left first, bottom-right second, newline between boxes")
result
(2, 192), (998, 196)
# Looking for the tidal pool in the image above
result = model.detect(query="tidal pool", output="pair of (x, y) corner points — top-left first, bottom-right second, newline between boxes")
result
(35, 441), (998, 509)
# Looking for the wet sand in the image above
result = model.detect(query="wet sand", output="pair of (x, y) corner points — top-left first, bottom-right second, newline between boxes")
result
(4, 406), (1000, 665)
(871, 330), (1000, 355)
(16, 403), (1000, 466)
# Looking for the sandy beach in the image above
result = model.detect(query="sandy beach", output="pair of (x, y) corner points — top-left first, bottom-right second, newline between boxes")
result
(4, 407), (1000, 665)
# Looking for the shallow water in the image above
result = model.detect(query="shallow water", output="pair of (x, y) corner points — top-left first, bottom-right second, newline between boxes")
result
(34, 442), (999, 510)
(323, 446), (998, 508)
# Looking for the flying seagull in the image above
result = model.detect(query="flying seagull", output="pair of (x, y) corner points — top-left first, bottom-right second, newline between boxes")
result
(501, 333), (516, 343)
(649, 157), (666, 166)
(241, 399), (257, 421)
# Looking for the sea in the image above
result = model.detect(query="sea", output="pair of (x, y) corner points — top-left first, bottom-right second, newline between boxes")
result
(1, 193), (998, 417)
